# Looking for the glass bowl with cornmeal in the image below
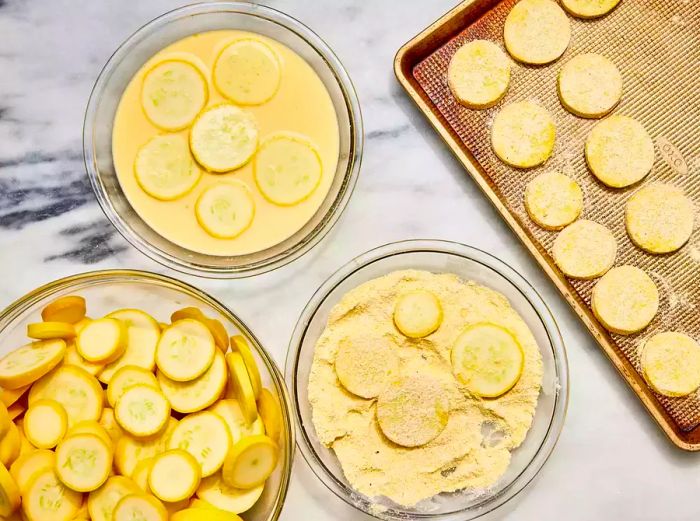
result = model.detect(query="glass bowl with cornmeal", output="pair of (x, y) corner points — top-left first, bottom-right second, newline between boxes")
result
(84, 2), (362, 277)
(0, 270), (294, 519)
(286, 240), (568, 520)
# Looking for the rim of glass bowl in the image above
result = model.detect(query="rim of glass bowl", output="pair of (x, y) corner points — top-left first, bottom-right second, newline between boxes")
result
(83, 1), (363, 278)
(0, 269), (295, 521)
(285, 239), (569, 520)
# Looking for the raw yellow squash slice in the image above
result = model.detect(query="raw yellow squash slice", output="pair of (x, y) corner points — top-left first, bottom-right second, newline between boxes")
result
(41, 295), (86, 324)
(22, 467), (82, 521)
(222, 434), (277, 489)
(76, 317), (127, 363)
(451, 323), (524, 398)
(115, 385), (170, 438)
(55, 432), (113, 492)
(225, 352), (258, 425)
(24, 399), (68, 449)
(156, 319), (216, 382)
(196, 472), (263, 514)
(99, 309), (160, 384)
(158, 350), (227, 414)
(0, 339), (65, 390)
(28, 365), (103, 427)
(167, 411), (231, 477)
(148, 449), (201, 503)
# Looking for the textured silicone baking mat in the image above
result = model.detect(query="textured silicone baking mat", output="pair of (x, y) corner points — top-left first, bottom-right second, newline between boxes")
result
(395, 0), (700, 449)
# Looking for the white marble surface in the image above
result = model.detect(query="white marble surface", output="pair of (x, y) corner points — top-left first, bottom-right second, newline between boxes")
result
(0, 0), (698, 519)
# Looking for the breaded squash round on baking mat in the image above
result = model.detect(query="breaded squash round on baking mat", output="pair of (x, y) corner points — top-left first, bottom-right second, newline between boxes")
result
(135, 134), (201, 201)
(189, 104), (258, 173)
(447, 40), (511, 109)
(376, 375), (449, 447)
(253, 134), (322, 206)
(552, 220), (617, 279)
(592, 265), (659, 335)
(503, 0), (571, 65)
(585, 115), (655, 188)
(641, 332), (700, 397)
(393, 290), (444, 338)
(558, 53), (622, 118)
(141, 59), (208, 131)
(214, 39), (281, 106)
(625, 183), (694, 254)
(451, 323), (524, 398)
(525, 171), (583, 230)
(334, 337), (399, 399)
(491, 101), (556, 168)
(195, 181), (256, 240)
(561, 0), (621, 18)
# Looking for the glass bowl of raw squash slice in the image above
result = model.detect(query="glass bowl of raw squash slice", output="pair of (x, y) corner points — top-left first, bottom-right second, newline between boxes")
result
(0, 269), (293, 521)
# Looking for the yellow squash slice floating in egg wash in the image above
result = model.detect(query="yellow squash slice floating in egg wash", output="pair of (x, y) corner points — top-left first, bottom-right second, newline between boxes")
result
(189, 104), (258, 173)
(253, 133), (323, 206)
(141, 58), (209, 131)
(135, 134), (202, 201)
(451, 322), (524, 398)
(195, 181), (256, 239)
(213, 38), (281, 106)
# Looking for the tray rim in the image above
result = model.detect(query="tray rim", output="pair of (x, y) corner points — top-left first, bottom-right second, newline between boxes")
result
(393, 0), (697, 451)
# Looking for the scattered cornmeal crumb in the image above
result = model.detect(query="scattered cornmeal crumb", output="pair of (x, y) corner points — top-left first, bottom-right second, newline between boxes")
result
(491, 101), (556, 169)
(525, 171), (583, 230)
(448, 40), (511, 109)
(591, 265), (659, 335)
(558, 53), (622, 118)
(308, 270), (543, 507)
(503, 0), (571, 65)
(552, 220), (617, 279)
(625, 183), (695, 254)
(585, 115), (655, 188)
(641, 332), (700, 397)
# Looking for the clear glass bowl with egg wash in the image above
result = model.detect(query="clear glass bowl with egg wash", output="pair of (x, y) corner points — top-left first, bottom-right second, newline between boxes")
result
(286, 240), (568, 520)
(0, 269), (294, 520)
(84, 2), (362, 277)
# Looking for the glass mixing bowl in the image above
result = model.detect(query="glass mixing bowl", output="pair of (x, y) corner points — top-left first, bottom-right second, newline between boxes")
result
(84, 2), (363, 278)
(0, 269), (294, 521)
(286, 240), (568, 520)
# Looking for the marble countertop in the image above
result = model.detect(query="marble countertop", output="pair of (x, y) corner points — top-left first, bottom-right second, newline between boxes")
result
(0, 0), (698, 519)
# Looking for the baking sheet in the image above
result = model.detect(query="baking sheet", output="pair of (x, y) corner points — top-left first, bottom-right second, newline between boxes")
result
(395, 0), (700, 449)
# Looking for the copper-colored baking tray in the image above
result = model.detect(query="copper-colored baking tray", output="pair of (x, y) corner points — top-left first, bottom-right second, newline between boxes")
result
(395, 0), (700, 450)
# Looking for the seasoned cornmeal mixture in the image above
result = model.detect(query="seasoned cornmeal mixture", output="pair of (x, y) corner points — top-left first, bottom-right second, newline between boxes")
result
(308, 270), (543, 507)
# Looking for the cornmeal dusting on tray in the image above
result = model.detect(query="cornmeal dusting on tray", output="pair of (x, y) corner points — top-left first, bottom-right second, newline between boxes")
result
(308, 270), (543, 507)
